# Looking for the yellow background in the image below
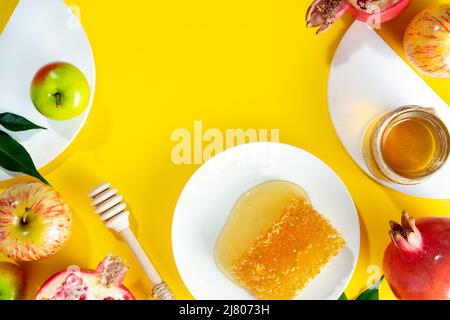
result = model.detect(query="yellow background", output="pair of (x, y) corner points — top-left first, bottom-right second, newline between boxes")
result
(1, 0), (450, 300)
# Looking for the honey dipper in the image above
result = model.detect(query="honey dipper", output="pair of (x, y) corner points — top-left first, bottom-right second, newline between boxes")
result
(89, 182), (175, 300)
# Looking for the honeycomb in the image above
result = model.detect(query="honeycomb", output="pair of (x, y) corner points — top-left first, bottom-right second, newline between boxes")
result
(228, 197), (345, 300)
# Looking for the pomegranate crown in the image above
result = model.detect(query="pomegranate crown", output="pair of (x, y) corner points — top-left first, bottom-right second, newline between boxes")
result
(306, 0), (349, 34)
(389, 211), (423, 254)
(96, 254), (129, 286)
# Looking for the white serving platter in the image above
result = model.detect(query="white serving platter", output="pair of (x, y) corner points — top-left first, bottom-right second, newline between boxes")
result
(172, 142), (360, 300)
(0, 0), (95, 181)
(328, 21), (450, 198)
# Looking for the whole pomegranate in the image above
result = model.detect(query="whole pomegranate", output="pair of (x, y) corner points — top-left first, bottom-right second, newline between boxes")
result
(36, 255), (135, 300)
(307, 0), (412, 34)
(404, 3), (450, 78)
(383, 211), (450, 300)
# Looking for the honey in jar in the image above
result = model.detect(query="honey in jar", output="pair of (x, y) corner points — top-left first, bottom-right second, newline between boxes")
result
(363, 106), (450, 185)
(382, 117), (437, 178)
(215, 180), (345, 300)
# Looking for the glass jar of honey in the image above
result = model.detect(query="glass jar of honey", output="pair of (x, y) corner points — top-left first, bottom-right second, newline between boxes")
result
(362, 106), (450, 185)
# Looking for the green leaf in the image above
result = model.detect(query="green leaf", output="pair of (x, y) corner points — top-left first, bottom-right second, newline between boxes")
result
(338, 292), (348, 300)
(0, 130), (48, 184)
(0, 112), (46, 131)
(356, 275), (384, 300)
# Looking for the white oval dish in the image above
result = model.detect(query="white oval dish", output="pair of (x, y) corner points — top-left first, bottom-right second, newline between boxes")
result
(0, 0), (95, 181)
(328, 21), (450, 198)
(172, 142), (360, 300)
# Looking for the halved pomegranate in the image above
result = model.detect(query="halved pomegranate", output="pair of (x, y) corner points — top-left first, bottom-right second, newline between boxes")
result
(306, 0), (412, 34)
(35, 255), (135, 300)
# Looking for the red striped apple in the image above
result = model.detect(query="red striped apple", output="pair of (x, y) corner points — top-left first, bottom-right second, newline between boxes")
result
(404, 4), (450, 78)
(0, 182), (72, 261)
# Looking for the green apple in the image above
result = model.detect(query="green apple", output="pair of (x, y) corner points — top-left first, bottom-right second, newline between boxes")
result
(0, 182), (72, 261)
(30, 62), (90, 121)
(0, 262), (25, 300)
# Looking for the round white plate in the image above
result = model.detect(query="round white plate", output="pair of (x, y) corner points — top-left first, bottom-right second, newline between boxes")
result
(0, 0), (95, 181)
(172, 142), (359, 300)
(328, 21), (450, 198)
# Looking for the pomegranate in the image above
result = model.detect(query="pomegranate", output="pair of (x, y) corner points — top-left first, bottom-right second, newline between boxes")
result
(306, 0), (412, 34)
(383, 211), (450, 300)
(404, 3), (450, 78)
(35, 255), (135, 300)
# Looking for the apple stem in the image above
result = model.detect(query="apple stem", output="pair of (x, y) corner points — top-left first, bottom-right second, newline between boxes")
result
(54, 92), (62, 108)
(22, 207), (30, 225)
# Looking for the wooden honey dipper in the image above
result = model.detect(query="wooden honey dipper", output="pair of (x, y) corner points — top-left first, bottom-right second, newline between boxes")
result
(89, 182), (175, 300)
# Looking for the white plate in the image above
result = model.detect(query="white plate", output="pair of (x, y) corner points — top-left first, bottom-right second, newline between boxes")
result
(328, 21), (450, 198)
(0, 0), (95, 181)
(172, 142), (359, 300)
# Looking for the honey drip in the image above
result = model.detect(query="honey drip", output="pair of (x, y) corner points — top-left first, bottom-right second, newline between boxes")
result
(215, 180), (345, 300)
